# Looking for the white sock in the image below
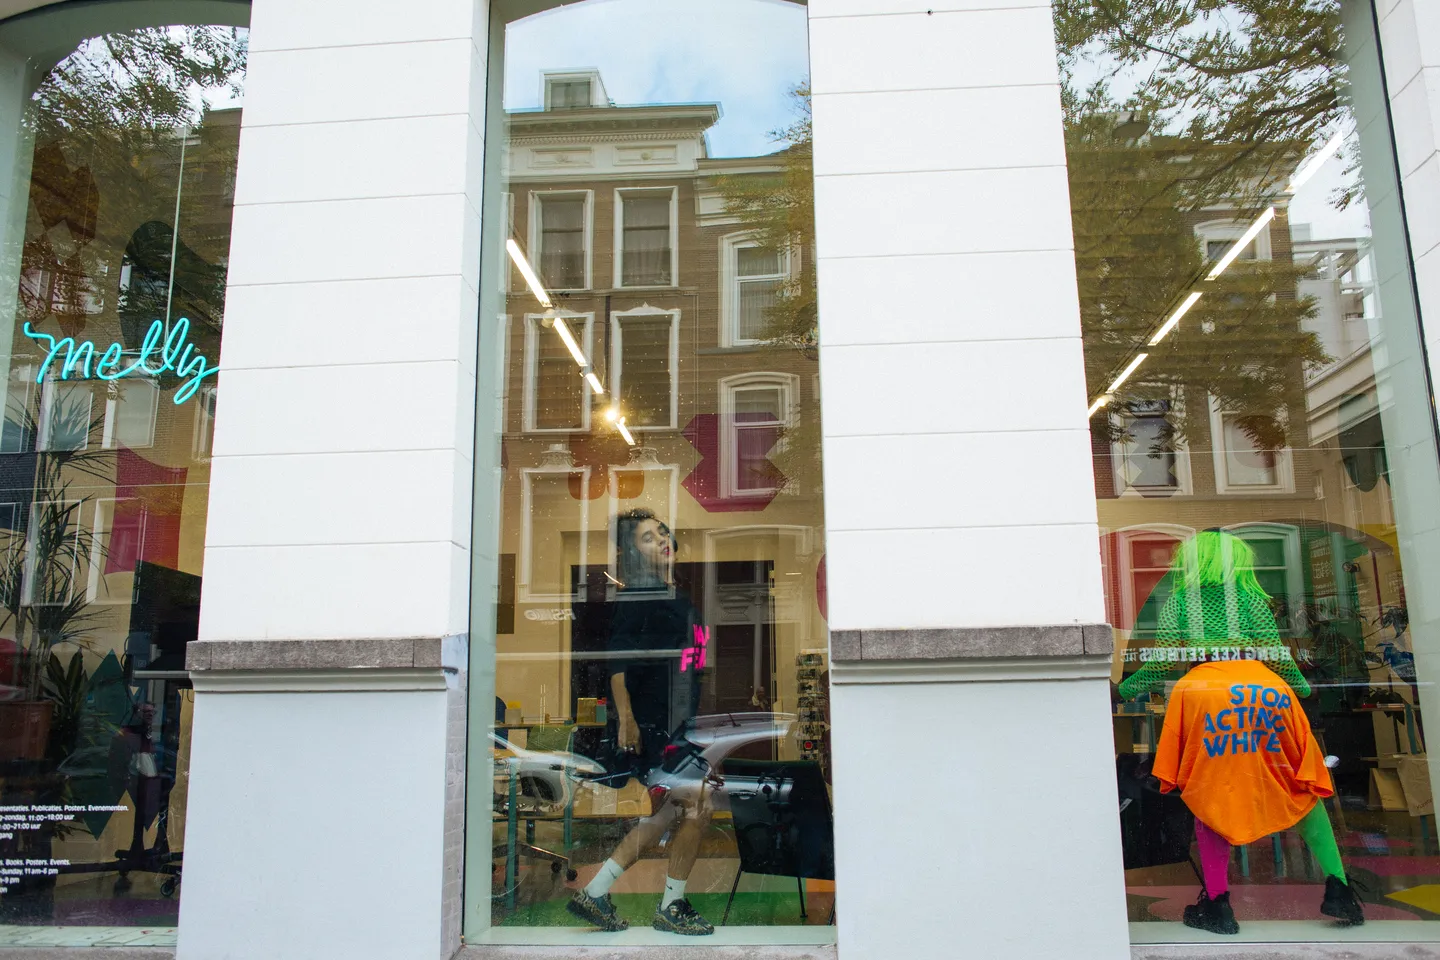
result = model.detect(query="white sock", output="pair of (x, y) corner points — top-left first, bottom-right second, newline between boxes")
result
(584, 858), (624, 899)
(661, 875), (686, 909)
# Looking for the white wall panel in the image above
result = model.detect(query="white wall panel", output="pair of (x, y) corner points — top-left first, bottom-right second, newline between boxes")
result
(179, 687), (448, 960)
(810, 7), (1061, 95)
(233, 115), (477, 204)
(811, 84), (1065, 177)
(824, 431), (1097, 532)
(219, 276), (478, 372)
(226, 194), (474, 287)
(831, 677), (1128, 960)
(825, 525), (1108, 630)
(819, 339), (1090, 437)
(814, 166), (1074, 260)
(816, 251), (1083, 347)
(198, 542), (470, 642)
(811, 0), (1046, 17)
(205, 450), (470, 548)
(241, 40), (476, 127)
(248, 0), (479, 51)
(210, 361), (468, 457)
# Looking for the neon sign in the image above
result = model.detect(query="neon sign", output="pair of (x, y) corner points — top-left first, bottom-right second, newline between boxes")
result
(680, 625), (710, 672)
(22, 318), (218, 404)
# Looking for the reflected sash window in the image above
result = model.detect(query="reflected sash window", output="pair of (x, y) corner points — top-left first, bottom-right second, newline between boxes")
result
(535, 193), (588, 290)
(618, 190), (674, 286)
(612, 311), (677, 429)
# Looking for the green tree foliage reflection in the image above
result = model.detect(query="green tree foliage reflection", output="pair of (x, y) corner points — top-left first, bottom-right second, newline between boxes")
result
(1055, 0), (1345, 448)
(714, 84), (823, 495)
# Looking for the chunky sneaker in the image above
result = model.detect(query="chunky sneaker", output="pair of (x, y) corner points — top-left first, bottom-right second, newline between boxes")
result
(1183, 891), (1239, 935)
(566, 889), (629, 931)
(653, 897), (715, 935)
(1321, 875), (1365, 926)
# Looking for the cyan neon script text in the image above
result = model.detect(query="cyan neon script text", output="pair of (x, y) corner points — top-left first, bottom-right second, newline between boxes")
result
(22, 318), (217, 404)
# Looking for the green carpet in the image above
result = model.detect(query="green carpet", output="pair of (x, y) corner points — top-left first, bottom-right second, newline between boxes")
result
(497, 889), (826, 927)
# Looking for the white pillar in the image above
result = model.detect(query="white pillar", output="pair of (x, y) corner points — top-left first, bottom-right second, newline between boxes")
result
(808, 1), (1128, 958)
(177, 0), (487, 957)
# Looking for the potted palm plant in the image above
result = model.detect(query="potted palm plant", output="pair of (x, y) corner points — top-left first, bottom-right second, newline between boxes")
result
(0, 400), (110, 760)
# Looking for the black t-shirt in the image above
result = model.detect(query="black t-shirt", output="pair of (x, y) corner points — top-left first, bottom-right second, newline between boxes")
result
(607, 588), (703, 767)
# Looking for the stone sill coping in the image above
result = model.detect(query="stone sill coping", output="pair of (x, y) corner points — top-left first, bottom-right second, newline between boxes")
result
(186, 636), (443, 671)
(829, 623), (1114, 661)
(1, 944), (1435, 959)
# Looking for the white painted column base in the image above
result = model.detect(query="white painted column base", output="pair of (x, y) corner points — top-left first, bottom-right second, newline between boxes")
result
(829, 658), (1130, 960)
(176, 671), (450, 960)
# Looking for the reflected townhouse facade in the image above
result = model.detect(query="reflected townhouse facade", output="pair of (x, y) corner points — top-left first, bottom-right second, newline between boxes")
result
(0, 1), (1439, 960)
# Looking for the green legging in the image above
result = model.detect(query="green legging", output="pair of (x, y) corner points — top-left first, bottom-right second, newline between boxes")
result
(1297, 802), (1346, 881)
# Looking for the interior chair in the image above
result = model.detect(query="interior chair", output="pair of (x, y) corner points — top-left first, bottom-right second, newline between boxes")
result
(719, 758), (834, 925)
(492, 723), (580, 900)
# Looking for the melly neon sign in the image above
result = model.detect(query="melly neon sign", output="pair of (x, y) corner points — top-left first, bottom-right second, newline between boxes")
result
(22, 318), (218, 404)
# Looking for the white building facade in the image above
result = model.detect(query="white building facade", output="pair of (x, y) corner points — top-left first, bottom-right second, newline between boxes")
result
(0, 0), (1434, 959)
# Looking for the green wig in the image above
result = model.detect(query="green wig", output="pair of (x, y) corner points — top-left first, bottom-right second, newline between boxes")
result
(1170, 531), (1270, 599)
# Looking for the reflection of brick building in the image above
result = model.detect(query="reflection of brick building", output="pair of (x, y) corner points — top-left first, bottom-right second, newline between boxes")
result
(494, 72), (826, 723)
(1095, 202), (1404, 732)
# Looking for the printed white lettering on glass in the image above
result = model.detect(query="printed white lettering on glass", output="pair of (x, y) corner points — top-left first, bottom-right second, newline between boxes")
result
(22, 318), (218, 404)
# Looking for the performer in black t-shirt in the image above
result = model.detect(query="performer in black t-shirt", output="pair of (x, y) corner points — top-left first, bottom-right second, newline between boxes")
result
(567, 509), (714, 936)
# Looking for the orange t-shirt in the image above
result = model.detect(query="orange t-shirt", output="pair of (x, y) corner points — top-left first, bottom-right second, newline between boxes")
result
(1153, 659), (1332, 845)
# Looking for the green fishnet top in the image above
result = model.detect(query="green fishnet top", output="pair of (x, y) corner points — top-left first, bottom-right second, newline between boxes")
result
(1117, 584), (1311, 701)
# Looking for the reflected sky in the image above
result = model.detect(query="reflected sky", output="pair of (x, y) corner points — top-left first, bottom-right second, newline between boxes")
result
(505, 0), (808, 159)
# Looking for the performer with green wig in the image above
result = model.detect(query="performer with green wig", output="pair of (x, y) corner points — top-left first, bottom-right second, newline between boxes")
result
(1122, 530), (1363, 933)
(1117, 530), (1310, 702)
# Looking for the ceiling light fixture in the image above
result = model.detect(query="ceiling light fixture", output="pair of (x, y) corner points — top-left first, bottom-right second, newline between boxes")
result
(506, 238), (552, 308)
(1205, 207), (1276, 280)
(552, 317), (587, 367)
(585, 371), (604, 395)
(616, 417), (636, 446)
(1288, 129), (1347, 194)
(1087, 395), (1111, 417)
(1106, 353), (1148, 394)
(1148, 291), (1203, 345)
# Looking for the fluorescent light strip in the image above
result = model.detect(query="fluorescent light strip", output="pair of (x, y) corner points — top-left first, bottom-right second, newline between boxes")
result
(1288, 129), (1347, 194)
(616, 417), (636, 446)
(1205, 207), (1275, 280)
(1106, 353), (1148, 394)
(1087, 395), (1110, 417)
(552, 317), (588, 367)
(506, 238), (552, 308)
(585, 371), (604, 395)
(1148, 291), (1203, 345)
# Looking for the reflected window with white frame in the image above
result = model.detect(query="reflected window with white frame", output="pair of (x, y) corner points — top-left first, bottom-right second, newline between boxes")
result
(1197, 218), (1271, 264)
(1110, 397), (1190, 496)
(611, 308), (678, 429)
(38, 380), (92, 452)
(520, 467), (589, 602)
(1209, 397), (1293, 493)
(102, 378), (158, 449)
(616, 188), (676, 287)
(88, 498), (145, 602)
(722, 234), (788, 345)
(23, 499), (83, 607)
(1, 366), (33, 454)
(1230, 524), (1303, 633)
(525, 313), (593, 432)
(721, 373), (795, 498)
(531, 191), (590, 291)
(192, 384), (217, 459)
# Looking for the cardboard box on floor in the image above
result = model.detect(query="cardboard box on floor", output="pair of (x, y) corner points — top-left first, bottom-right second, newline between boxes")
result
(1399, 755), (1433, 817)
(1369, 755), (1432, 815)
(1370, 767), (1407, 811)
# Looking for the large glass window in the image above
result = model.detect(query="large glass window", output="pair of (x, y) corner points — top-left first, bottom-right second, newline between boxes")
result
(0, 4), (246, 941)
(469, 0), (830, 944)
(1058, 0), (1440, 941)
